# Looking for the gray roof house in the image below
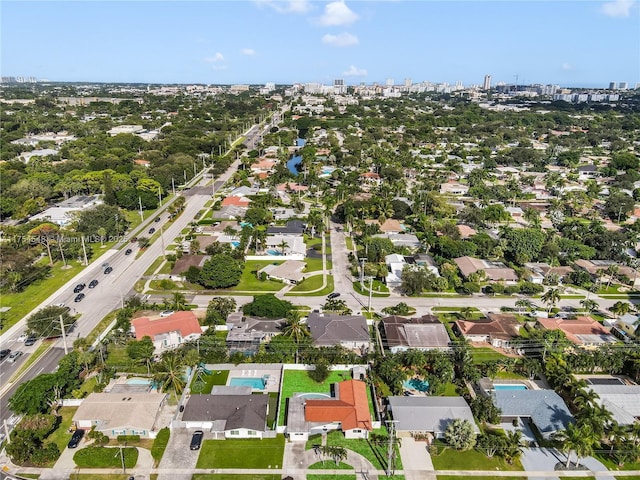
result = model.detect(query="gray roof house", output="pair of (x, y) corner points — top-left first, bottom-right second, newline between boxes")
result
(181, 391), (269, 439)
(588, 384), (640, 426)
(387, 396), (479, 438)
(225, 313), (286, 354)
(493, 390), (574, 439)
(267, 220), (306, 235)
(381, 315), (451, 353)
(308, 312), (372, 354)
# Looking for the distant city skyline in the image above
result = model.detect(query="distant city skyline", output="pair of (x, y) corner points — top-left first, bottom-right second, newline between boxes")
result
(2, 1), (638, 87)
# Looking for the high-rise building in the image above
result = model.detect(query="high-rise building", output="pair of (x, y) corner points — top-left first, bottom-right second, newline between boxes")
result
(609, 82), (617, 90)
(404, 78), (412, 87)
(483, 74), (492, 90)
(386, 78), (394, 87)
(333, 79), (346, 94)
(619, 82), (628, 90)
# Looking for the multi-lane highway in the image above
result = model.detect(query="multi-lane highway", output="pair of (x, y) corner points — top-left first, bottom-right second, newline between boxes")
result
(0, 156), (242, 430)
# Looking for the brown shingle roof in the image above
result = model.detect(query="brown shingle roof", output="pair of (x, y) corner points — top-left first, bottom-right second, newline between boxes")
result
(305, 380), (372, 431)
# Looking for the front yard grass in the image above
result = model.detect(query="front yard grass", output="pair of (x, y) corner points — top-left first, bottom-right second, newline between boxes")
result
(309, 461), (354, 469)
(278, 370), (350, 425)
(325, 429), (403, 471)
(73, 446), (138, 468)
(46, 407), (78, 461)
(229, 260), (284, 292)
(86, 309), (119, 345)
(430, 440), (522, 471)
(0, 260), (86, 334)
(288, 276), (335, 297)
(470, 347), (508, 363)
(352, 281), (390, 297)
(144, 256), (166, 276)
(150, 427), (170, 466)
(196, 436), (285, 469)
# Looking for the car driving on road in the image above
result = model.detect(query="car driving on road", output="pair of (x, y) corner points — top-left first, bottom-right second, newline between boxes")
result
(7, 351), (23, 363)
(104, 266), (113, 274)
(73, 283), (86, 293)
(74, 293), (85, 302)
(88, 279), (99, 288)
(125, 248), (133, 255)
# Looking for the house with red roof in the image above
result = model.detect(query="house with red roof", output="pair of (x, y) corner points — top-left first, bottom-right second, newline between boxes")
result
(286, 379), (373, 441)
(131, 311), (203, 352)
(221, 196), (251, 208)
(536, 316), (617, 348)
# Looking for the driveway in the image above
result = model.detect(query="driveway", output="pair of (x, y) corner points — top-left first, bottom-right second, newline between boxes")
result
(399, 437), (436, 480)
(157, 428), (201, 480)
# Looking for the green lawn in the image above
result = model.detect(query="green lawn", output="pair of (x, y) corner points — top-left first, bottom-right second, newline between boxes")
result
(73, 446), (138, 468)
(77, 376), (98, 397)
(345, 237), (354, 251)
(594, 451), (640, 471)
(279, 370), (350, 425)
(267, 392), (278, 429)
(193, 476), (280, 480)
(430, 441), (522, 471)
(150, 427), (170, 466)
(309, 461), (354, 469)
(288, 276), (335, 297)
(104, 344), (146, 373)
(190, 369), (229, 394)
(229, 261), (285, 292)
(0, 260), (86, 334)
(325, 429), (403, 471)
(196, 436), (285, 469)
(470, 347), (508, 363)
(144, 256), (166, 276)
(290, 275), (324, 292)
(85, 310), (119, 345)
(352, 281), (390, 297)
(46, 407), (78, 462)
(441, 382), (459, 396)
(305, 257), (325, 272)
(494, 371), (527, 380)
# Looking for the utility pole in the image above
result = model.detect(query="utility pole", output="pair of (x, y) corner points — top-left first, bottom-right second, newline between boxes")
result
(58, 235), (67, 267)
(172, 177), (176, 196)
(60, 315), (68, 355)
(138, 197), (144, 221)
(386, 420), (398, 477)
(81, 235), (88, 266)
(359, 258), (366, 288)
(368, 276), (373, 312)
(158, 186), (162, 206)
(160, 225), (165, 255)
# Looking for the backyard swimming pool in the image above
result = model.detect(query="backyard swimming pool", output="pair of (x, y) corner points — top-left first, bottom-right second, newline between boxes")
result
(127, 378), (152, 385)
(403, 377), (430, 392)
(494, 384), (528, 391)
(298, 393), (332, 399)
(266, 249), (283, 256)
(229, 377), (266, 389)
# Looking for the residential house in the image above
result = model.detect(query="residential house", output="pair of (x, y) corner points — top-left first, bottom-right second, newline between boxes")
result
(492, 389), (574, 439)
(258, 260), (306, 284)
(440, 182), (469, 196)
(287, 379), (372, 441)
(587, 383), (640, 426)
(267, 220), (306, 236)
(454, 256), (518, 283)
(364, 219), (403, 234)
(453, 313), (522, 348)
(380, 315), (451, 353)
(265, 235), (306, 256)
(73, 392), (167, 438)
(523, 263), (574, 284)
(131, 311), (203, 352)
(250, 159), (276, 173)
(307, 312), (372, 354)
(385, 254), (409, 288)
(221, 196), (252, 208)
(169, 254), (209, 281)
(31, 195), (103, 227)
(374, 233), (422, 250)
(615, 314), (639, 339)
(457, 224), (477, 239)
(387, 396), (479, 439)
(574, 259), (639, 287)
(225, 313), (286, 354)
(536, 316), (617, 347)
(182, 387), (270, 438)
(577, 164), (599, 180)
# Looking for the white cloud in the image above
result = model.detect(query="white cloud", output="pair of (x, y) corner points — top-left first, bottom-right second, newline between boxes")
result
(322, 32), (359, 47)
(561, 62), (573, 71)
(343, 65), (367, 77)
(241, 48), (256, 56)
(212, 65), (228, 71)
(204, 52), (224, 63)
(254, 0), (311, 14)
(318, 1), (359, 26)
(601, 0), (635, 17)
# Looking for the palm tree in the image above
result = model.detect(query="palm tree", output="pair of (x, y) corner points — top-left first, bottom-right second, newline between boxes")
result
(282, 310), (310, 343)
(170, 292), (187, 310)
(556, 423), (590, 468)
(278, 240), (289, 255)
(579, 299), (599, 314)
(610, 301), (631, 319)
(503, 430), (523, 464)
(605, 264), (620, 288)
(459, 306), (474, 320)
(515, 299), (533, 314)
(541, 287), (561, 313)
(153, 352), (186, 400)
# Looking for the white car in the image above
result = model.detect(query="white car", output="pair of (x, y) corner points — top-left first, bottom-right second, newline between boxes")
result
(7, 351), (24, 363)
(160, 310), (174, 317)
(16, 333), (28, 342)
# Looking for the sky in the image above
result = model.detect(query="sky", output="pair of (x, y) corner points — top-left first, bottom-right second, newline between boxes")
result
(2, 0), (639, 87)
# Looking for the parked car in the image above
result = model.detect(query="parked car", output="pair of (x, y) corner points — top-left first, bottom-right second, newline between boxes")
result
(74, 293), (85, 302)
(7, 351), (23, 363)
(327, 292), (341, 299)
(73, 283), (86, 293)
(88, 279), (99, 288)
(160, 310), (174, 317)
(17, 332), (28, 342)
(125, 248), (133, 255)
(148, 227), (156, 234)
(102, 262), (110, 269)
(0, 349), (10, 360)
(190, 430), (204, 450)
(104, 266), (113, 274)
(67, 429), (85, 449)
(24, 336), (37, 346)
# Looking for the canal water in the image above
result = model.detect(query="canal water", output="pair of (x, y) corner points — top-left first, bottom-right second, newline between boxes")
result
(286, 138), (305, 175)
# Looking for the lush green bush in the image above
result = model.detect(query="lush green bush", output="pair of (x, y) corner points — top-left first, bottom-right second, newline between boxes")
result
(308, 361), (330, 383)
(242, 294), (293, 318)
(116, 434), (140, 443)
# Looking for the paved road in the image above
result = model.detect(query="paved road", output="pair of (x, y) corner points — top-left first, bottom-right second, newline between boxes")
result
(0, 155), (243, 428)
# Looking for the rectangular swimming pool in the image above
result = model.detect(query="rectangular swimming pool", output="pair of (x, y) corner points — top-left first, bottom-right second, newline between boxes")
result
(229, 377), (266, 389)
(494, 384), (528, 391)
